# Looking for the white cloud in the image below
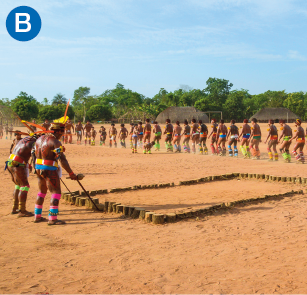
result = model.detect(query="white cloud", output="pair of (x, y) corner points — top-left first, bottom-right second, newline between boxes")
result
(288, 50), (307, 61)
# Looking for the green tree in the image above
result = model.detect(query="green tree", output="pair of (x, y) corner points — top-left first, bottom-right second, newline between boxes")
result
(52, 93), (67, 106)
(12, 100), (39, 120)
(38, 105), (59, 121)
(224, 90), (250, 121)
(283, 92), (305, 120)
(86, 105), (112, 121)
(72, 86), (90, 122)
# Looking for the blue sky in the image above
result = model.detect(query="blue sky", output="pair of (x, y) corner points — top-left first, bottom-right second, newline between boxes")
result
(1, 0), (307, 102)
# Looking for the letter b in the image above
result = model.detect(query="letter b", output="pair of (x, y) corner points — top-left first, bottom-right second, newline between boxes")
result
(15, 13), (31, 32)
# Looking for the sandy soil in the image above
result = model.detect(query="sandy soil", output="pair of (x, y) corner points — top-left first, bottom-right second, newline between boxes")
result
(1, 122), (307, 294)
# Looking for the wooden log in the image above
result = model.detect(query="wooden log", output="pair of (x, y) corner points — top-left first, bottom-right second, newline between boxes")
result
(81, 191), (89, 196)
(260, 174), (265, 179)
(244, 173), (248, 178)
(291, 177), (296, 183)
(104, 201), (109, 211)
(296, 177), (302, 184)
(253, 174), (257, 179)
(176, 212), (185, 219)
(139, 209), (148, 219)
(112, 203), (121, 212)
(128, 206), (135, 217)
(276, 176), (281, 182)
(71, 190), (80, 195)
(90, 191), (96, 196)
(152, 214), (164, 224)
(248, 173), (253, 179)
(145, 212), (155, 223)
(123, 206), (129, 216)
(165, 213), (176, 223)
(281, 177), (286, 182)
(108, 202), (116, 213)
(302, 178), (307, 184)
(271, 176), (276, 181)
(170, 182), (175, 187)
(70, 195), (77, 205)
(240, 173), (245, 178)
(286, 177), (292, 182)
(75, 197), (81, 206)
(265, 175), (269, 181)
(95, 204), (104, 211)
(116, 205), (124, 214)
(255, 174), (261, 179)
(233, 173), (240, 177)
(131, 208), (141, 219)
(79, 198), (86, 206)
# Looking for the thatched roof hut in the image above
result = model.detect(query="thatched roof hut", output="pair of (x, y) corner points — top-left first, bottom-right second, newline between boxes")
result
(249, 107), (301, 123)
(156, 106), (209, 124)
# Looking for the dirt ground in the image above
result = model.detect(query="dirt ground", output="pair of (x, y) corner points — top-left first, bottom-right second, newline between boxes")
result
(1, 122), (307, 294)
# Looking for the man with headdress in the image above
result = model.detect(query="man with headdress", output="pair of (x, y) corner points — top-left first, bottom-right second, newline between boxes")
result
(34, 122), (77, 225)
(278, 119), (292, 163)
(6, 132), (41, 217)
(290, 119), (305, 164)
(264, 119), (278, 161)
(42, 119), (51, 131)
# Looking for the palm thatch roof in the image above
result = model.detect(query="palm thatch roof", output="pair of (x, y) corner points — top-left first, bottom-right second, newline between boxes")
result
(250, 107), (300, 123)
(156, 106), (209, 123)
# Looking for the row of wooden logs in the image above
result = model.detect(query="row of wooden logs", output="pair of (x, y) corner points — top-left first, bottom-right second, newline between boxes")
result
(62, 172), (307, 201)
(61, 189), (305, 225)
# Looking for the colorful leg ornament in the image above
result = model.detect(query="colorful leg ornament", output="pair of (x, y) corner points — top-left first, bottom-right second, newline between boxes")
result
(228, 145), (233, 157)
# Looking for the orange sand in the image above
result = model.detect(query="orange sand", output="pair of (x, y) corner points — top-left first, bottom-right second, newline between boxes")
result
(1, 122), (307, 294)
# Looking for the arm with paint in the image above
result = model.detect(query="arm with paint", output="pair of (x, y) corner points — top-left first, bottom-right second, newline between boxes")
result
(264, 126), (271, 144)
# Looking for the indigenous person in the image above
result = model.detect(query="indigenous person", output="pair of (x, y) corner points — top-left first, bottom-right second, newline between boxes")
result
(6, 134), (38, 217)
(190, 119), (200, 154)
(164, 119), (173, 152)
(109, 123), (117, 148)
(5, 124), (9, 139)
(42, 119), (51, 130)
(216, 119), (227, 156)
(144, 141), (156, 154)
(152, 121), (162, 151)
(129, 123), (134, 149)
(208, 119), (218, 155)
(264, 119), (279, 161)
(289, 119), (305, 164)
(9, 124), (14, 140)
(10, 131), (22, 154)
(84, 121), (93, 145)
(172, 121), (182, 153)
(75, 121), (84, 145)
(182, 120), (191, 153)
(278, 119), (292, 163)
(118, 124), (128, 148)
(99, 126), (107, 146)
(131, 123), (139, 153)
(137, 122), (144, 149)
(238, 119), (251, 159)
(0, 124), (3, 139)
(198, 120), (208, 155)
(249, 118), (262, 160)
(90, 127), (97, 146)
(143, 119), (152, 145)
(226, 120), (239, 157)
(34, 123), (77, 225)
(64, 119), (75, 144)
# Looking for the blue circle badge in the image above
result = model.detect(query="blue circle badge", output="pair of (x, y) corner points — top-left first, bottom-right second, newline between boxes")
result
(6, 6), (42, 41)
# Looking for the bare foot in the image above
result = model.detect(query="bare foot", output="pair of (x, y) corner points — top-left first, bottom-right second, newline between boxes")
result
(34, 217), (47, 223)
(17, 211), (34, 218)
(11, 210), (19, 215)
(47, 219), (66, 226)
